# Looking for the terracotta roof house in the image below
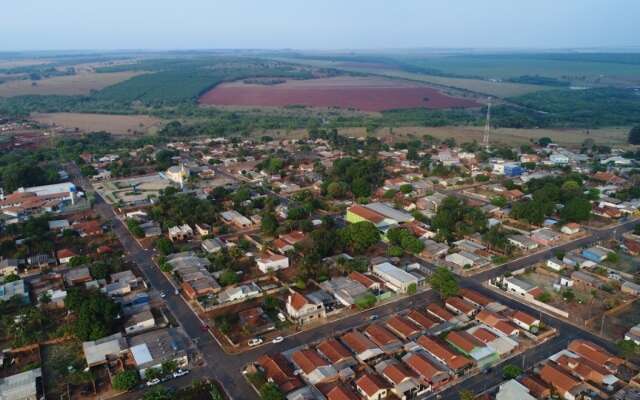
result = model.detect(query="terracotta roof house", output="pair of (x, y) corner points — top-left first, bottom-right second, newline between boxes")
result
(340, 330), (384, 364)
(416, 335), (473, 374)
(407, 309), (439, 330)
(286, 290), (326, 326)
(364, 324), (403, 354)
(56, 248), (77, 264)
(375, 359), (424, 400)
(476, 310), (520, 337)
(567, 340), (623, 374)
(317, 338), (357, 370)
(445, 296), (478, 317)
(460, 288), (493, 307)
(386, 315), (422, 340)
(256, 354), (304, 394)
(426, 303), (455, 322)
(539, 362), (587, 400)
(348, 271), (381, 291)
(402, 352), (450, 390)
(326, 385), (360, 400)
(520, 374), (552, 399)
(446, 331), (499, 368)
(510, 310), (540, 331)
(355, 372), (390, 400)
(292, 349), (338, 385)
(346, 204), (386, 225)
(554, 353), (619, 387)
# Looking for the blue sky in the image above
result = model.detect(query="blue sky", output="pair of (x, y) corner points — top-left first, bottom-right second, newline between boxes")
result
(2, 0), (639, 51)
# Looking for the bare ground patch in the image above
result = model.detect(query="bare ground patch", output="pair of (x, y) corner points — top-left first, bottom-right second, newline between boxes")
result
(0, 71), (142, 96)
(32, 112), (164, 135)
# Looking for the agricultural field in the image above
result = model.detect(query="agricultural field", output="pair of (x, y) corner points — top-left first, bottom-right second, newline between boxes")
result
(32, 112), (163, 135)
(259, 125), (630, 148)
(0, 71), (142, 96)
(199, 76), (480, 112)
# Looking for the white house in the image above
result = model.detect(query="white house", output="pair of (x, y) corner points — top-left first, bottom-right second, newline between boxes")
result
(286, 291), (325, 325)
(124, 310), (156, 335)
(546, 258), (565, 271)
(256, 252), (289, 273)
(372, 262), (420, 293)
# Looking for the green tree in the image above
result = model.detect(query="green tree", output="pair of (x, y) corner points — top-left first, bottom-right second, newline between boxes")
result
(219, 269), (239, 286)
(538, 137), (552, 147)
(155, 238), (174, 256)
(429, 267), (459, 298)
(260, 382), (284, 400)
(327, 181), (347, 199)
(502, 364), (522, 379)
(628, 126), (640, 145)
(407, 283), (417, 295)
(339, 221), (380, 254)
(617, 339), (640, 360)
(111, 369), (140, 391)
(3, 274), (20, 283)
(399, 184), (413, 194)
(458, 390), (476, 400)
(143, 387), (173, 400)
(261, 212), (279, 236)
(355, 292), (377, 310)
(560, 197), (591, 222)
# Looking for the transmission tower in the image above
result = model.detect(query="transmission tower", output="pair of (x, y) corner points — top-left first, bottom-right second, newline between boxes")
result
(482, 98), (492, 150)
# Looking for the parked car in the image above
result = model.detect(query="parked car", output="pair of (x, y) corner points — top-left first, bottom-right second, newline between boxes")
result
(277, 312), (286, 322)
(173, 369), (190, 378)
(160, 291), (166, 298)
(272, 336), (284, 344)
(248, 337), (263, 347)
(368, 314), (379, 321)
(146, 378), (161, 386)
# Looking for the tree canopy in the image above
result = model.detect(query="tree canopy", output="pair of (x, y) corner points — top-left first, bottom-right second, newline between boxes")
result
(429, 267), (459, 298)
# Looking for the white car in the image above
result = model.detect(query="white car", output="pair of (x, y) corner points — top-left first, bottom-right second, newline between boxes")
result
(146, 378), (161, 386)
(277, 312), (286, 322)
(248, 337), (263, 347)
(272, 336), (284, 344)
(160, 291), (166, 298)
(172, 369), (190, 378)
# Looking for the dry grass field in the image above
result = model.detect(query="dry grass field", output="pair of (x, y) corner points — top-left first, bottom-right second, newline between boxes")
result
(0, 59), (51, 69)
(0, 71), (141, 96)
(32, 112), (164, 135)
(261, 125), (631, 148)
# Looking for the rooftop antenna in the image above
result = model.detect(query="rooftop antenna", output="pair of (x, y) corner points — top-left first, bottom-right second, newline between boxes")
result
(482, 98), (492, 150)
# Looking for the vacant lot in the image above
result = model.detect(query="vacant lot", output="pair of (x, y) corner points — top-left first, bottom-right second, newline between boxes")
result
(259, 125), (630, 148)
(32, 112), (163, 135)
(199, 76), (480, 112)
(0, 71), (141, 96)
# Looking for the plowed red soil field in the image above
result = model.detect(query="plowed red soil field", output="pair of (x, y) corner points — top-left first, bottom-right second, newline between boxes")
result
(199, 76), (479, 112)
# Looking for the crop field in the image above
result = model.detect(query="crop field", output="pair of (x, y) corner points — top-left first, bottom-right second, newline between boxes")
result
(0, 71), (141, 96)
(199, 76), (480, 111)
(32, 112), (163, 135)
(271, 57), (549, 98)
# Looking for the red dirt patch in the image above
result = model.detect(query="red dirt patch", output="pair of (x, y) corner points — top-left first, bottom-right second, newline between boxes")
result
(199, 77), (479, 112)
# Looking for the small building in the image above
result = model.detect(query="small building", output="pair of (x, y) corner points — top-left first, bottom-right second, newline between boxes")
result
(0, 368), (43, 400)
(581, 246), (610, 263)
(128, 328), (188, 378)
(285, 291), (325, 326)
(364, 324), (403, 354)
(355, 372), (390, 400)
(546, 258), (565, 271)
(372, 262), (420, 294)
(510, 310), (540, 331)
(561, 223), (581, 235)
(124, 310), (156, 335)
(291, 349), (338, 385)
(56, 248), (77, 264)
(496, 379), (536, 400)
(402, 351), (449, 390)
(168, 224), (193, 242)
(0, 279), (30, 304)
(622, 281), (640, 296)
(202, 238), (225, 254)
(64, 267), (92, 286)
(341, 330), (385, 364)
(220, 210), (252, 228)
(507, 235), (539, 251)
(256, 252), (289, 274)
(83, 333), (128, 368)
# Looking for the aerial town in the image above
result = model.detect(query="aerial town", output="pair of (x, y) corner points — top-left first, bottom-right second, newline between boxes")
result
(2, 114), (640, 400)
(2, 2), (640, 399)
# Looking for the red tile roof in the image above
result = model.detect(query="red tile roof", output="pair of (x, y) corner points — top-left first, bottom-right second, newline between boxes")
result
(317, 338), (353, 365)
(407, 309), (439, 329)
(404, 352), (447, 383)
(341, 330), (378, 354)
(416, 335), (473, 371)
(446, 331), (484, 353)
(288, 291), (309, 311)
(386, 315), (421, 338)
(365, 324), (401, 347)
(355, 372), (389, 397)
(327, 385), (360, 400)
(256, 354), (304, 394)
(348, 204), (385, 224)
(426, 303), (455, 322)
(292, 349), (330, 375)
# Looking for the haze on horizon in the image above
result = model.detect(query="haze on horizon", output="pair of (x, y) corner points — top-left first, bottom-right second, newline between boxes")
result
(2, 0), (639, 52)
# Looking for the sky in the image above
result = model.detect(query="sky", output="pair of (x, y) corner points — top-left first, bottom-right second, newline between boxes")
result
(2, 0), (639, 51)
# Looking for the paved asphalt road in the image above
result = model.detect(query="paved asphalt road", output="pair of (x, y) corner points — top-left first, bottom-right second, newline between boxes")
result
(68, 163), (639, 400)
